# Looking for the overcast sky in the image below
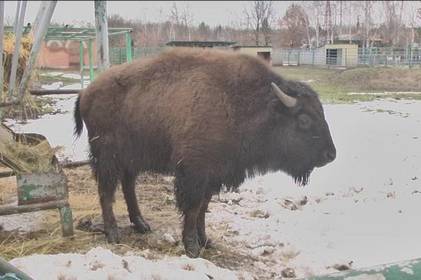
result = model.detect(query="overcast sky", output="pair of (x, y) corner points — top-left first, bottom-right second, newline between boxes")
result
(4, 1), (295, 27)
(4, 1), (420, 28)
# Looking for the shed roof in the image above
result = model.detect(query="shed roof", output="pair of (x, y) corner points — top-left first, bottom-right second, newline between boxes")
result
(166, 40), (236, 47)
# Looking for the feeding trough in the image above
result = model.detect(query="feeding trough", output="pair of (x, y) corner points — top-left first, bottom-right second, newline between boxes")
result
(0, 124), (73, 237)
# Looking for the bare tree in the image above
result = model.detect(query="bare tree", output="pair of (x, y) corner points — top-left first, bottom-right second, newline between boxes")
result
(363, 1), (373, 48)
(304, 1), (323, 47)
(281, 3), (312, 48)
(169, 2), (180, 40)
(244, 1), (273, 46)
(180, 3), (194, 40)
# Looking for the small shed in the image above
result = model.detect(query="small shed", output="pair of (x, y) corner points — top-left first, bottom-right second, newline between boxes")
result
(232, 45), (272, 64)
(324, 44), (358, 67)
(166, 41), (236, 49)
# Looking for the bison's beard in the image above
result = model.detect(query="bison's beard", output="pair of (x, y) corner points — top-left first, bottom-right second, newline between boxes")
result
(292, 168), (313, 186)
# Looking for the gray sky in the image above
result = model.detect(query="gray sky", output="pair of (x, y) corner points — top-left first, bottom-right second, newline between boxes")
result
(4, 1), (420, 29)
(4, 1), (294, 28)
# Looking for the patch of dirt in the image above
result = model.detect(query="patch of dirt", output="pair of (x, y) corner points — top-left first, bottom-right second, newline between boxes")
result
(0, 165), (259, 278)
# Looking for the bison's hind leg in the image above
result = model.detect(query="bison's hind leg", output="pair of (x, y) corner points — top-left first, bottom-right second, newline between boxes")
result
(121, 170), (151, 233)
(94, 159), (121, 243)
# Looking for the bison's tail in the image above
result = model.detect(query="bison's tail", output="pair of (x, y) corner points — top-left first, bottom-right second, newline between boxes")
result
(74, 94), (83, 137)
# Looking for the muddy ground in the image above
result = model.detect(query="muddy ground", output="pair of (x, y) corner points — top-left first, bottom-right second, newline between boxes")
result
(0, 165), (266, 279)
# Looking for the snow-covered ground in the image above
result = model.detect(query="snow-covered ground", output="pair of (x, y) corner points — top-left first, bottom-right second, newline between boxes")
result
(210, 99), (421, 278)
(3, 87), (421, 278)
(10, 247), (251, 280)
(4, 92), (89, 163)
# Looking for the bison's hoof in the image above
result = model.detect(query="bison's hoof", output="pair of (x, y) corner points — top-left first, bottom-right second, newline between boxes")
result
(184, 237), (201, 258)
(132, 216), (151, 234)
(105, 227), (121, 243)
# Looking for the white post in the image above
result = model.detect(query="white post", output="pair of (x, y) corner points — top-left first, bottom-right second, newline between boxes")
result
(8, 0), (27, 98)
(94, 0), (110, 71)
(17, 1), (56, 99)
(13, 1), (21, 35)
(0, 1), (4, 99)
(32, 1), (49, 35)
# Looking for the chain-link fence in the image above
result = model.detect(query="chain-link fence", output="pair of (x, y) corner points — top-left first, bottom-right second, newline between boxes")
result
(272, 47), (421, 68)
(110, 46), (421, 68)
(110, 47), (166, 65)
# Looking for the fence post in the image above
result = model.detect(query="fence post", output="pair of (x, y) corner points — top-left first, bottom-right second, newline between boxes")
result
(297, 50), (300, 66)
(408, 46), (412, 68)
(88, 39), (94, 81)
(312, 49), (315, 66)
(126, 31), (133, 63)
(287, 50), (290, 65)
(80, 41), (84, 89)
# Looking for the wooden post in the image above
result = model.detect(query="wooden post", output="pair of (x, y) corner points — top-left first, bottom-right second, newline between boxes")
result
(17, 1), (56, 100)
(0, 1), (4, 100)
(8, 0), (27, 98)
(94, 0), (110, 71)
(80, 41), (84, 89)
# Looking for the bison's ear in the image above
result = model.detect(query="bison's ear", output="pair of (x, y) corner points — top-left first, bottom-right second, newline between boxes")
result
(271, 82), (297, 108)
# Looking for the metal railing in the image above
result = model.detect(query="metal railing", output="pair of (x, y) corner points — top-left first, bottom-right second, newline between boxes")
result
(110, 47), (166, 65)
(272, 47), (421, 68)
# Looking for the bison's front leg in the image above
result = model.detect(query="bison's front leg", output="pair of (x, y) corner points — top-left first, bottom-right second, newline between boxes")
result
(197, 192), (213, 249)
(182, 205), (202, 258)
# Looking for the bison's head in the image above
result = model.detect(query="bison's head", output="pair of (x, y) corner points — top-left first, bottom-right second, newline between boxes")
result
(267, 80), (336, 186)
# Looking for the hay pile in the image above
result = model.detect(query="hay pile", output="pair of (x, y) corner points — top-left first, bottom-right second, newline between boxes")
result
(2, 33), (33, 98)
(0, 134), (62, 173)
(1, 33), (44, 120)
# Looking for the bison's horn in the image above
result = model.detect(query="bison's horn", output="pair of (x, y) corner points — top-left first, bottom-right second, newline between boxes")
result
(271, 82), (297, 108)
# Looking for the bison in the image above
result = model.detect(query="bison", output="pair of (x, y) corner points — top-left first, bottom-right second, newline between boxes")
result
(74, 48), (336, 257)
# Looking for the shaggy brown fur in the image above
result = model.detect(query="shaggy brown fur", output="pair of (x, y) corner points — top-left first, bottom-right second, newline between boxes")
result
(74, 48), (336, 257)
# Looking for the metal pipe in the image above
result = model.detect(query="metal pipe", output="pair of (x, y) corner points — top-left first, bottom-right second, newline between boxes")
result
(0, 257), (33, 280)
(80, 41), (84, 89)
(12, 1), (21, 35)
(17, 1), (57, 100)
(8, 0), (27, 98)
(31, 1), (48, 36)
(88, 39), (94, 81)
(126, 31), (133, 63)
(0, 1), (4, 100)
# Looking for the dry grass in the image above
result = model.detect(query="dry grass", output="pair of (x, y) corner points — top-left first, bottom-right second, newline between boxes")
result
(0, 165), (256, 276)
(2, 33), (33, 99)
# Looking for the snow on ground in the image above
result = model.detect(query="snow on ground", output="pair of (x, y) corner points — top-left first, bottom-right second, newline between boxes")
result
(10, 247), (251, 280)
(4, 84), (89, 163)
(209, 99), (421, 278)
(3, 89), (421, 278)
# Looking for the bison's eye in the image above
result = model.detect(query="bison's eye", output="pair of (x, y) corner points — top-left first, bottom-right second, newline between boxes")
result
(298, 114), (312, 130)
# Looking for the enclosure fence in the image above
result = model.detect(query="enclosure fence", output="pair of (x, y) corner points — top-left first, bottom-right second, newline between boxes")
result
(272, 47), (421, 68)
(110, 47), (165, 65)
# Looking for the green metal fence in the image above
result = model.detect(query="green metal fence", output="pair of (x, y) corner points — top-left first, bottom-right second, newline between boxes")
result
(110, 47), (166, 65)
